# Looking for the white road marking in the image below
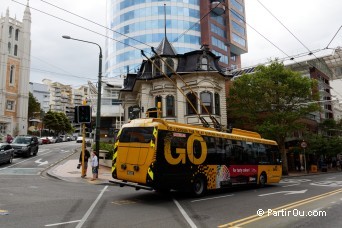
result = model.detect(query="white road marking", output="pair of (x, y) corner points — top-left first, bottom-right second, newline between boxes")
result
(45, 220), (81, 227)
(191, 194), (234, 203)
(76, 185), (108, 228)
(282, 183), (300, 187)
(258, 189), (307, 196)
(35, 158), (49, 166)
(173, 198), (197, 228)
(0, 150), (53, 171)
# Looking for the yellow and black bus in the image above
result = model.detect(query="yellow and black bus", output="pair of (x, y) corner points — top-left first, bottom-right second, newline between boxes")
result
(111, 118), (282, 196)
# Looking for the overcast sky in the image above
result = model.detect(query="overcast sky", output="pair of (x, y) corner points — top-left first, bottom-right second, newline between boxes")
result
(1, 0), (342, 90)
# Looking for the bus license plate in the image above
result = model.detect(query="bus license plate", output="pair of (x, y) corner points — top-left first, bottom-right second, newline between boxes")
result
(127, 171), (134, 175)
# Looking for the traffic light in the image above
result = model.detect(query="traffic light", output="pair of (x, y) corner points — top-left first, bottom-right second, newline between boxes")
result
(77, 105), (91, 123)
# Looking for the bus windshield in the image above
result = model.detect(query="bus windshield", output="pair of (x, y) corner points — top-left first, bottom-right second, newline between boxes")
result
(119, 127), (154, 143)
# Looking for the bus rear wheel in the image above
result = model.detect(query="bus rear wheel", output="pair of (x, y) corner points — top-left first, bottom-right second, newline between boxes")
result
(192, 176), (206, 197)
(259, 173), (267, 187)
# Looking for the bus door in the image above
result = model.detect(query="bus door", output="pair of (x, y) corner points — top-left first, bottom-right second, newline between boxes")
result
(117, 127), (155, 183)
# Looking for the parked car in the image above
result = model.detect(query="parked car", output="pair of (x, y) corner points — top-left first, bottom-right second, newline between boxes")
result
(41, 137), (51, 144)
(47, 137), (56, 143)
(76, 136), (83, 143)
(54, 137), (62, 143)
(59, 135), (70, 142)
(0, 143), (14, 164)
(38, 138), (43, 145)
(76, 137), (92, 147)
(11, 135), (39, 157)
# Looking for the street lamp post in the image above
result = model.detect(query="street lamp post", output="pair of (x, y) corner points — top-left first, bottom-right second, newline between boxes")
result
(62, 35), (102, 170)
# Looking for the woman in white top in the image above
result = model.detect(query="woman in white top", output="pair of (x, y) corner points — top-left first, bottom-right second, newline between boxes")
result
(91, 151), (98, 181)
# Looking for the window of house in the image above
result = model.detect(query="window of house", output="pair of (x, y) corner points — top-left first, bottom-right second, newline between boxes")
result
(200, 91), (213, 114)
(165, 58), (174, 76)
(10, 65), (15, 84)
(200, 56), (209, 70)
(111, 99), (122, 105)
(166, 95), (175, 117)
(215, 93), (220, 115)
(15, 29), (19, 41)
(155, 96), (162, 114)
(153, 59), (161, 77)
(6, 100), (14, 111)
(186, 92), (198, 115)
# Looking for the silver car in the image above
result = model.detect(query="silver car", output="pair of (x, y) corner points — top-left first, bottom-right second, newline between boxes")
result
(0, 143), (14, 165)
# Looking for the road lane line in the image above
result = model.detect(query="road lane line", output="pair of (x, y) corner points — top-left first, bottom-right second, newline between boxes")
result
(218, 188), (342, 227)
(45, 220), (81, 226)
(173, 198), (197, 228)
(0, 151), (53, 171)
(76, 185), (108, 228)
(282, 183), (300, 187)
(191, 194), (234, 203)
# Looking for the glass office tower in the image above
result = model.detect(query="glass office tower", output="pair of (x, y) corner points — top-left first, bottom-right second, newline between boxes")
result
(105, 0), (247, 77)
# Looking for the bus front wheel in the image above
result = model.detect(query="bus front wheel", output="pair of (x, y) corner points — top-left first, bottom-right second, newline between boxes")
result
(192, 176), (206, 197)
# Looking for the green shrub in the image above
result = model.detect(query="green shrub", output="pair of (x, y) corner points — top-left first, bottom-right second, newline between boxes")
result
(92, 142), (114, 159)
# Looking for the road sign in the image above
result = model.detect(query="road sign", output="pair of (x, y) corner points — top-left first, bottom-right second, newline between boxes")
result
(301, 141), (307, 148)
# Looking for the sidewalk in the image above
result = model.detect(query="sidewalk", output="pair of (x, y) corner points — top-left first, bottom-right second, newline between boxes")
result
(286, 169), (342, 177)
(47, 150), (113, 185)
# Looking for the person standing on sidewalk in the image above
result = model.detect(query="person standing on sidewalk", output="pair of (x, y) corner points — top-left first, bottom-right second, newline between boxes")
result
(79, 147), (90, 178)
(91, 151), (98, 181)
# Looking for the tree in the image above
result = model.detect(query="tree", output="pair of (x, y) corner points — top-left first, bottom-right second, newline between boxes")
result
(28, 92), (41, 119)
(227, 61), (320, 175)
(43, 111), (74, 135)
(43, 111), (58, 133)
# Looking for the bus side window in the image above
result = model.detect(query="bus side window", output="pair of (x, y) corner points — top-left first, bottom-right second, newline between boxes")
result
(257, 143), (269, 164)
(224, 139), (233, 165)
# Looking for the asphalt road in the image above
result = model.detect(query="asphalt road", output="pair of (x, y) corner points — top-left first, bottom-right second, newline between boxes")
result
(0, 144), (341, 227)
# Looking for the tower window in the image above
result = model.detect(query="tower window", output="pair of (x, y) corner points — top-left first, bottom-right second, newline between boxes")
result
(15, 29), (19, 41)
(10, 65), (15, 84)
(14, 45), (18, 56)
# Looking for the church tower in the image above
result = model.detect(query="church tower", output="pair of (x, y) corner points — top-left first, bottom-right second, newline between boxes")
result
(0, 1), (31, 136)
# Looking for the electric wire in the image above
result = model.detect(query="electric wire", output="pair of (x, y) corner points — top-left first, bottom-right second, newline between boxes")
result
(325, 25), (342, 49)
(256, 0), (331, 72)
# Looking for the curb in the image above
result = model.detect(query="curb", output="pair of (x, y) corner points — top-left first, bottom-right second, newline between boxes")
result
(283, 170), (341, 178)
(44, 148), (79, 181)
(44, 148), (114, 185)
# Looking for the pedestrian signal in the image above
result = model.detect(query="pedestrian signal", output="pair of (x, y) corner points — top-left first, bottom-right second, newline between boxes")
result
(77, 105), (91, 123)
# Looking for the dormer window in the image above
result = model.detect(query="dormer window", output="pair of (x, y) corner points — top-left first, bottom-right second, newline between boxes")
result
(153, 59), (161, 77)
(165, 58), (174, 76)
(199, 54), (209, 70)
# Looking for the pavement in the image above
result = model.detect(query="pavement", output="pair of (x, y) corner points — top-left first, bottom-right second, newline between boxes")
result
(47, 150), (342, 185)
(47, 149), (113, 185)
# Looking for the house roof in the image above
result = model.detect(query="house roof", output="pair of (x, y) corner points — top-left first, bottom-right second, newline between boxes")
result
(154, 37), (177, 56)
